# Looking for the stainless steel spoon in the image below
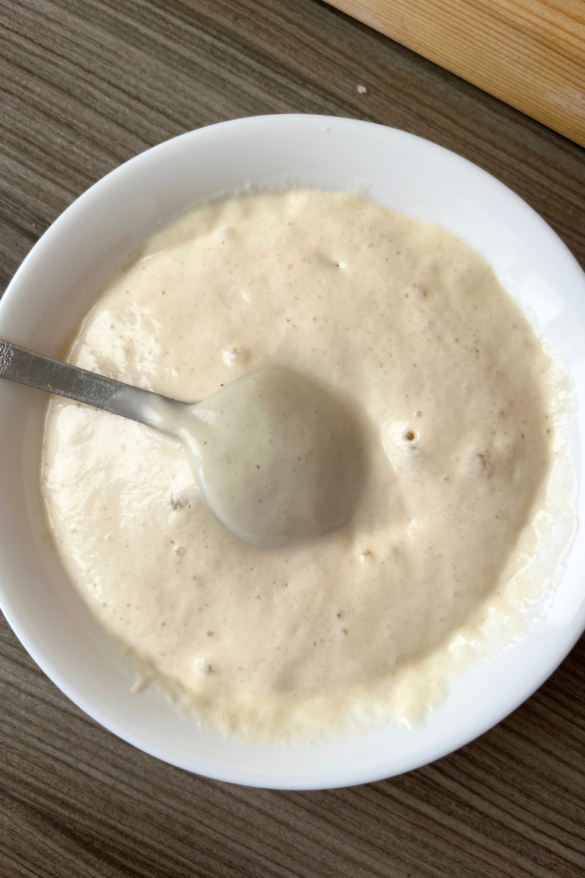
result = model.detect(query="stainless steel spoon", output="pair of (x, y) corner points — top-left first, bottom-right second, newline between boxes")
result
(0, 340), (365, 547)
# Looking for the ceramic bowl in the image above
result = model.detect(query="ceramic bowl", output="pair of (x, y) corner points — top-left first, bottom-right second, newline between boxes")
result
(1, 115), (584, 789)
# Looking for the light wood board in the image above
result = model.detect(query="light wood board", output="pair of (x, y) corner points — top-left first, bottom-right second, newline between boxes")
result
(326, 0), (585, 146)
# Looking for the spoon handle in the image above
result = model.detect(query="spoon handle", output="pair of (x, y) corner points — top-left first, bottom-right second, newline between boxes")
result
(0, 339), (180, 432)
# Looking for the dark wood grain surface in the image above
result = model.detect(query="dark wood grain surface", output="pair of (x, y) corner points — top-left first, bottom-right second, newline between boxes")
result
(1, 1), (585, 875)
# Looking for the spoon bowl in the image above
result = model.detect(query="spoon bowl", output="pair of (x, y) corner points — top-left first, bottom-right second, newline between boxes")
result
(186, 367), (366, 547)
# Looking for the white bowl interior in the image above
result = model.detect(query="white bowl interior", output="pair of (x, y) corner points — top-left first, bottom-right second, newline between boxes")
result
(1, 115), (584, 789)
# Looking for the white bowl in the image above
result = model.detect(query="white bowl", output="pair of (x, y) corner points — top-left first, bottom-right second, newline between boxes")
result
(1, 115), (584, 790)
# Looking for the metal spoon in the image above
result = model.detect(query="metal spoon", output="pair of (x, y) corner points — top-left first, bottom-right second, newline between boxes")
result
(0, 340), (365, 547)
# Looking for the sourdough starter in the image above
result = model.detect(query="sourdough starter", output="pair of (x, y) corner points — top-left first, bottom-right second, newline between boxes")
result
(41, 191), (569, 742)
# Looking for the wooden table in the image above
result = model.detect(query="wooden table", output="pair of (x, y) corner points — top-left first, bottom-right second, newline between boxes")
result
(1, 1), (584, 875)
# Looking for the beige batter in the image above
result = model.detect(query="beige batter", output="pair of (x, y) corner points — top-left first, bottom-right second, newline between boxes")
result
(42, 190), (562, 742)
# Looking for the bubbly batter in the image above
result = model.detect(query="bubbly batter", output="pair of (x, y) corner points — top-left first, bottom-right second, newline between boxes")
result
(42, 190), (567, 742)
